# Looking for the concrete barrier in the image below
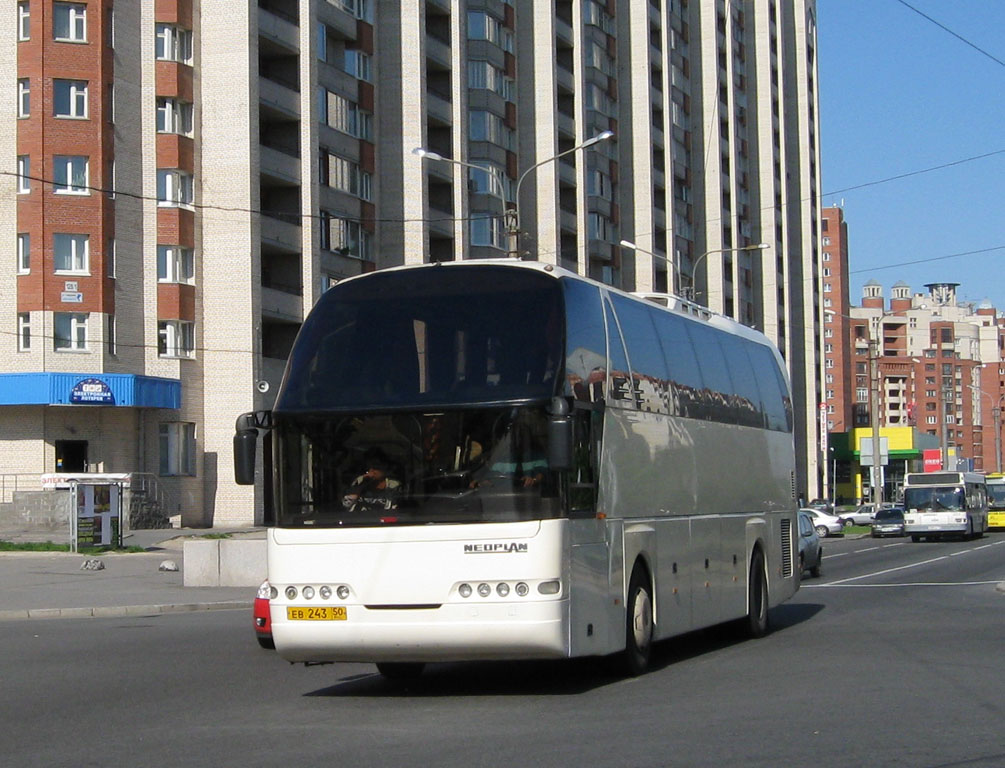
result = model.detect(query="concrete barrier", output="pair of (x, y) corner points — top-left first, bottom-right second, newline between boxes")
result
(183, 538), (266, 587)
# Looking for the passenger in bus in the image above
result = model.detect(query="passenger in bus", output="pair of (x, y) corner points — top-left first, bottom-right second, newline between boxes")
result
(342, 449), (402, 512)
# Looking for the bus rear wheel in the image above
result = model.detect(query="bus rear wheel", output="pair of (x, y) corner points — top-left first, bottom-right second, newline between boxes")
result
(376, 662), (425, 680)
(622, 567), (653, 676)
(745, 549), (769, 638)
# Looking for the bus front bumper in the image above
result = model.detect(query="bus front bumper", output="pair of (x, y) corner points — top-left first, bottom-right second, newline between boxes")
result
(271, 599), (569, 663)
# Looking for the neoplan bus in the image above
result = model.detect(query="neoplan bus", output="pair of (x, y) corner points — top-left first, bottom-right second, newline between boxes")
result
(234, 261), (800, 677)
(984, 473), (1005, 529)
(902, 471), (988, 542)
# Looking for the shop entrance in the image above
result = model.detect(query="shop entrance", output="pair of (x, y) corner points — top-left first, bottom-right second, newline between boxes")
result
(55, 440), (88, 472)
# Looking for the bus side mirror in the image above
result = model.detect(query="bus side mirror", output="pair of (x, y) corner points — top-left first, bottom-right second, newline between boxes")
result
(234, 430), (258, 485)
(548, 397), (573, 471)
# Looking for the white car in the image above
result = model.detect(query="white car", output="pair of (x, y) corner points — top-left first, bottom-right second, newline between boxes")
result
(799, 507), (845, 538)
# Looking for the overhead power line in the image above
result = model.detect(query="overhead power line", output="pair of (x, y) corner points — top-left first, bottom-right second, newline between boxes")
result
(894, 0), (1005, 70)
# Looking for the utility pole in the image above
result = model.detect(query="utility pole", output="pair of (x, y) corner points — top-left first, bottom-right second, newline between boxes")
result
(869, 338), (882, 505)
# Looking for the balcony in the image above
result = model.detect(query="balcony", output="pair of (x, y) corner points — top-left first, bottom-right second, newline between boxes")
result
(261, 214), (303, 254)
(258, 6), (299, 53)
(259, 77), (300, 119)
(261, 285), (303, 322)
(260, 146), (301, 187)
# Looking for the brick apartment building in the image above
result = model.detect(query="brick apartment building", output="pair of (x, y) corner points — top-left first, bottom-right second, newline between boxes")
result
(1, 0), (825, 525)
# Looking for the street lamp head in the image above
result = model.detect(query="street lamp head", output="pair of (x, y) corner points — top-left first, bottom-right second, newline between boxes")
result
(412, 147), (444, 162)
(581, 130), (615, 148)
(619, 239), (637, 250)
(744, 243), (771, 251)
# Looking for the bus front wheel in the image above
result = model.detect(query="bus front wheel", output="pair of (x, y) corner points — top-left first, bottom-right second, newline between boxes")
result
(622, 566), (653, 676)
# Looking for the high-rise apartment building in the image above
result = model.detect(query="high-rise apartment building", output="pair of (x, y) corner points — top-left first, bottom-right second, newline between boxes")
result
(2, 0), (823, 525)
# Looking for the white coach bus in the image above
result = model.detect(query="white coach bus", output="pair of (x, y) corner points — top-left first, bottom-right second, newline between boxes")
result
(902, 471), (988, 542)
(235, 261), (799, 677)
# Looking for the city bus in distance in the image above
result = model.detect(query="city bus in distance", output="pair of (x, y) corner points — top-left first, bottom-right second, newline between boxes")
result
(902, 471), (988, 542)
(234, 260), (799, 677)
(984, 473), (1005, 528)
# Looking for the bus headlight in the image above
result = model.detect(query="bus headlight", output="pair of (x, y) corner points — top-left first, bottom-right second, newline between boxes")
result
(496, 583), (510, 597)
(285, 586), (298, 600)
(336, 585), (350, 600)
(302, 586), (315, 600)
(458, 583), (472, 598)
(478, 583), (492, 597)
(319, 586), (332, 600)
(515, 582), (530, 597)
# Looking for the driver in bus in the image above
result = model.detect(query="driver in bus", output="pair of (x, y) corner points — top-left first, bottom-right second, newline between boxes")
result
(342, 449), (402, 512)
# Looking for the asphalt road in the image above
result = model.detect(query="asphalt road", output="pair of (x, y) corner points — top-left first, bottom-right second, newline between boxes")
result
(2, 533), (1003, 768)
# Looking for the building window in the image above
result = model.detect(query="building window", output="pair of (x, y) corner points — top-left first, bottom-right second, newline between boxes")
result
(155, 24), (192, 64)
(17, 155), (29, 193)
(17, 78), (29, 118)
(17, 233), (29, 273)
(158, 320), (195, 358)
(467, 11), (512, 50)
(106, 314), (116, 355)
(157, 245), (195, 284)
(53, 233), (89, 273)
(156, 169), (194, 207)
(320, 213), (371, 259)
(17, 313), (30, 351)
(343, 49), (371, 81)
(54, 312), (87, 351)
(54, 2), (86, 42)
(468, 110), (513, 148)
(469, 216), (503, 248)
(53, 155), (89, 194)
(18, 2), (29, 40)
(329, 0), (372, 22)
(320, 151), (371, 200)
(156, 98), (193, 135)
(467, 60), (512, 99)
(54, 79), (88, 118)
(320, 88), (372, 140)
(158, 422), (196, 476)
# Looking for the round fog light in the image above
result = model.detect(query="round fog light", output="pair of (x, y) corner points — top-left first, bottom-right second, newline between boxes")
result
(496, 583), (510, 597)
(269, 585), (279, 600)
(515, 582), (529, 597)
(319, 586), (332, 600)
(285, 586), (298, 600)
(459, 583), (472, 598)
(336, 585), (350, 600)
(477, 583), (491, 597)
(303, 586), (315, 600)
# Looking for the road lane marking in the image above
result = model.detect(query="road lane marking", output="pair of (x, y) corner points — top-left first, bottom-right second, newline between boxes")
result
(815, 538), (1005, 586)
(804, 580), (1004, 589)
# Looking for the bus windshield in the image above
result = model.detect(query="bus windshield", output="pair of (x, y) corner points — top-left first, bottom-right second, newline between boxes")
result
(274, 405), (560, 526)
(986, 483), (1005, 510)
(903, 486), (965, 512)
(276, 266), (563, 412)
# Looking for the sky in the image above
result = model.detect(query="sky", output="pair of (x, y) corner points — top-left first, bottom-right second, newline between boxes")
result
(816, 0), (1005, 310)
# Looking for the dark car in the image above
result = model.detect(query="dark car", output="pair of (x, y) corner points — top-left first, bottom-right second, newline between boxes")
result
(871, 507), (906, 538)
(807, 498), (834, 516)
(798, 510), (823, 578)
(254, 580), (275, 649)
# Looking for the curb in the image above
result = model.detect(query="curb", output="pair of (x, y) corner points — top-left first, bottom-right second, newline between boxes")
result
(0, 600), (252, 622)
(997, 582), (1005, 594)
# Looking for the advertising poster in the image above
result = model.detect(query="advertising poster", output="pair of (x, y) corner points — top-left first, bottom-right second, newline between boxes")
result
(74, 483), (122, 549)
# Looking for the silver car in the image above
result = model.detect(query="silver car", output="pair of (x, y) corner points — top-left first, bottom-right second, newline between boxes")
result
(800, 507), (845, 538)
(798, 510), (823, 578)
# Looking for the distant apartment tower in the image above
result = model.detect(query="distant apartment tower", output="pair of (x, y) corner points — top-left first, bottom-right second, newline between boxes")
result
(821, 206), (851, 431)
(1, 0), (823, 525)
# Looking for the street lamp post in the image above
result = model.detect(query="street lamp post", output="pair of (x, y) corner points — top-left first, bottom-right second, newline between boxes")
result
(687, 243), (770, 301)
(869, 338), (883, 506)
(618, 239), (681, 295)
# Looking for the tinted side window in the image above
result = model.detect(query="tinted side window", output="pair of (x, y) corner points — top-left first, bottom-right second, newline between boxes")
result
(719, 334), (767, 428)
(686, 323), (735, 424)
(652, 310), (704, 419)
(604, 298), (635, 409)
(562, 279), (607, 403)
(748, 342), (791, 432)
(610, 295), (670, 414)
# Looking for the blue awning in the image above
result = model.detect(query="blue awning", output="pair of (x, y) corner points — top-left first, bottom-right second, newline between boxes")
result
(0, 373), (181, 408)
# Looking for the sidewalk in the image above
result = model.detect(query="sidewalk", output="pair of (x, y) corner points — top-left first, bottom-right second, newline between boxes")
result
(0, 529), (263, 622)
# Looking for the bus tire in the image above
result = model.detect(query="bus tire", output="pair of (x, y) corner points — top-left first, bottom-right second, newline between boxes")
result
(911, 535), (921, 543)
(376, 662), (425, 680)
(745, 549), (769, 638)
(622, 566), (653, 676)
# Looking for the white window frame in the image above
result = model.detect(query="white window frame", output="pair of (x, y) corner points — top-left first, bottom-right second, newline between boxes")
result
(53, 233), (89, 273)
(53, 155), (89, 194)
(17, 312), (31, 351)
(18, 2), (30, 41)
(157, 245), (195, 284)
(158, 320), (195, 359)
(54, 79), (88, 118)
(343, 49), (371, 81)
(156, 98), (193, 135)
(17, 155), (29, 193)
(17, 233), (30, 273)
(156, 169), (194, 208)
(17, 78), (29, 118)
(469, 216), (504, 249)
(53, 312), (88, 351)
(158, 422), (196, 476)
(53, 2), (86, 42)
(155, 24), (192, 64)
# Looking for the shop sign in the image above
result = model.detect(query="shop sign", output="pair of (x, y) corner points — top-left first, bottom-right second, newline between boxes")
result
(70, 378), (116, 405)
